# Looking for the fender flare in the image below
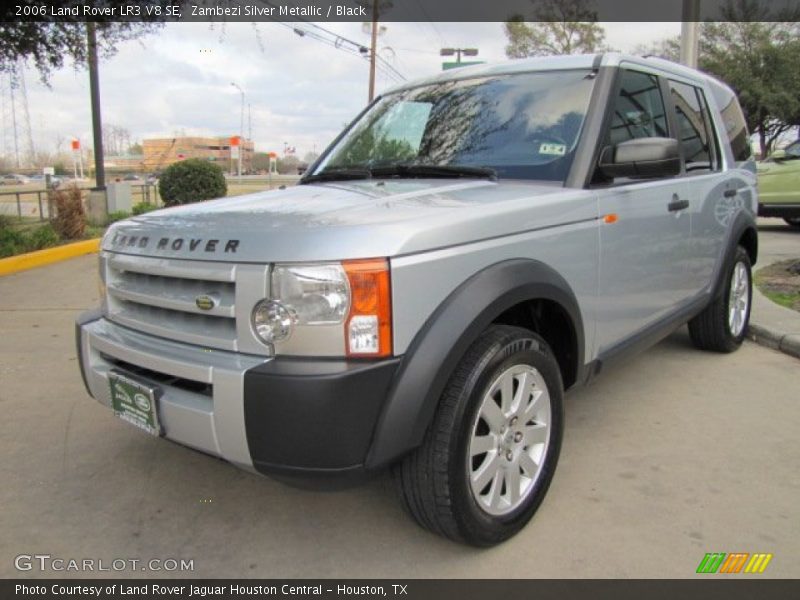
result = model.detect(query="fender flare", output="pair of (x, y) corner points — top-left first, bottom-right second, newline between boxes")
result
(365, 258), (585, 469)
(710, 210), (758, 300)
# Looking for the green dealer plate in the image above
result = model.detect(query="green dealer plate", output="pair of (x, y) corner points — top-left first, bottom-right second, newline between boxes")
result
(109, 369), (163, 437)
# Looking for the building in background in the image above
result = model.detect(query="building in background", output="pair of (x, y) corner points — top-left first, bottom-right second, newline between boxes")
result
(142, 136), (254, 173)
(104, 154), (145, 173)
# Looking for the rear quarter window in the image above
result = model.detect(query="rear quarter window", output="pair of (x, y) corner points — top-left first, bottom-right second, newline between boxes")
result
(710, 83), (752, 164)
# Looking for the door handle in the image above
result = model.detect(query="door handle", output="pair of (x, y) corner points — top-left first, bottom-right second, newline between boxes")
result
(668, 197), (689, 212)
(723, 189), (738, 198)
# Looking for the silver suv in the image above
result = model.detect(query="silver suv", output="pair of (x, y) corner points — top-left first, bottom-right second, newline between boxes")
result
(76, 54), (758, 546)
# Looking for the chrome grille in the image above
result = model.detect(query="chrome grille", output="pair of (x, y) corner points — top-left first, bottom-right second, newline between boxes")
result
(105, 253), (243, 351)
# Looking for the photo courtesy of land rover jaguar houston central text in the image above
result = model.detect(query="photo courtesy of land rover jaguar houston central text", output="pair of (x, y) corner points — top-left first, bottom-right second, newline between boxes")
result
(76, 54), (758, 546)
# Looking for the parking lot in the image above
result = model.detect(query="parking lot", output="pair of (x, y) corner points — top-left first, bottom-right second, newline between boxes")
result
(1, 235), (799, 579)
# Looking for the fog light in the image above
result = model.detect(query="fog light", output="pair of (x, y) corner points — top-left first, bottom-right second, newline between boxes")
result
(252, 300), (296, 344)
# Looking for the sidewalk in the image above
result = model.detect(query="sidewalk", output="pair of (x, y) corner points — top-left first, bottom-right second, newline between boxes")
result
(748, 279), (800, 359)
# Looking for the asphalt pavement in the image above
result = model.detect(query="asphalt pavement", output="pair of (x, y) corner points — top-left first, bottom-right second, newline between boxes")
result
(0, 233), (798, 579)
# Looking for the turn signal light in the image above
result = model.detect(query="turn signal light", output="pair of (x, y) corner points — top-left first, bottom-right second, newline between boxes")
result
(343, 259), (392, 357)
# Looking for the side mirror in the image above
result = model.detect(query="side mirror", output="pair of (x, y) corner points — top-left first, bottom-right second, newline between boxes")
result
(599, 137), (681, 179)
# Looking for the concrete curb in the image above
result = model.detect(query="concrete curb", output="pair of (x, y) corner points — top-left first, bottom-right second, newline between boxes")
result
(747, 323), (800, 359)
(0, 238), (101, 277)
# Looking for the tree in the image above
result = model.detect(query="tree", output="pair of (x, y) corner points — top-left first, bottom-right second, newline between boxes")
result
(276, 155), (300, 175)
(503, 0), (606, 58)
(632, 37), (681, 62)
(0, 7), (162, 83)
(128, 143), (143, 156)
(699, 15), (800, 157)
(102, 124), (132, 157)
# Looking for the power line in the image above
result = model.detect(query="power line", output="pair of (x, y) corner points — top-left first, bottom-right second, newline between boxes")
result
(257, 4), (407, 82)
(268, 20), (405, 84)
(412, 0), (448, 48)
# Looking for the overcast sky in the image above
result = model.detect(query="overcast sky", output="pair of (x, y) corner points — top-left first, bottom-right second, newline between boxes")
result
(8, 21), (681, 161)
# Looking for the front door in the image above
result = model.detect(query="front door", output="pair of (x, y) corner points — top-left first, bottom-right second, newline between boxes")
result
(593, 68), (691, 353)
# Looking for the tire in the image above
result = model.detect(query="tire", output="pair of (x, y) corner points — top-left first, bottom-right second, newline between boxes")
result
(784, 217), (800, 229)
(688, 245), (752, 353)
(392, 324), (564, 546)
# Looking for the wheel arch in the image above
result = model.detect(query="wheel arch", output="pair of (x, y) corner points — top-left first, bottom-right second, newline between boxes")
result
(710, 210), (758, 300)
(738, 225), (758, 266)
(365, 258), (585, 469)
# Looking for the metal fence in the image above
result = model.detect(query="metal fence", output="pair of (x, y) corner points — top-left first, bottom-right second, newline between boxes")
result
(0, 184), (160, 221)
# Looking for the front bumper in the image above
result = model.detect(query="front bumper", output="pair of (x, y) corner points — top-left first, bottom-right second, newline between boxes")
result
(76, 312), (401, 482)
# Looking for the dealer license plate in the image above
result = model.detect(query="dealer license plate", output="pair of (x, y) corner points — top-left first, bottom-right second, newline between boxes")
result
(109, 369), (163, 437)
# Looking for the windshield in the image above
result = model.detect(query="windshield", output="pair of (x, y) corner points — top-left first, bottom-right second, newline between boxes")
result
(311, 69), (596, 183)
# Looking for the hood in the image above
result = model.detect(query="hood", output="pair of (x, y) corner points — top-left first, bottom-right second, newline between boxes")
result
(103, 179), (595, 263)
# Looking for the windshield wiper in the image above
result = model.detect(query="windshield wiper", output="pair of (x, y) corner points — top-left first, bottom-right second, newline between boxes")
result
(370, 164), (498, 181)
(301, 167), (372, 184)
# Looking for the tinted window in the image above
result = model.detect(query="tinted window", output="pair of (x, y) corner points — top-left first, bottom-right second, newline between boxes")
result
(315, 70), (596, 182)
(709, 84), (752, 163)
(669, 80), (718, 172)
(607, 70), (669, 146)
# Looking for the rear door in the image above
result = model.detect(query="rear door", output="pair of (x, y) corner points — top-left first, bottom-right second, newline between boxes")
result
(667, 78), (730, 297)
(593, 68), (691, 353)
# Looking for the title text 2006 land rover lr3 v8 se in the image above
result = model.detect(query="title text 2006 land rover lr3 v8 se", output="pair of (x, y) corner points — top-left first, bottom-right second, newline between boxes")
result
(77, 54), (758, 546)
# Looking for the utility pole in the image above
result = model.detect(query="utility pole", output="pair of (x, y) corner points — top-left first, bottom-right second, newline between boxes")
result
(87, 22), (105, 190)
(368, 0), (379, 102)
(680, 0), (701, 68)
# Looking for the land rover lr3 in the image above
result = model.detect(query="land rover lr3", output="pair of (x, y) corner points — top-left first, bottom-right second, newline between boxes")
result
(76, 54), (758, 546)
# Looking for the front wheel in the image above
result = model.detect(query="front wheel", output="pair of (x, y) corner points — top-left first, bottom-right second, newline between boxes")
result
(785, 217), (800, 229)
(393, 325), (564, 546)
(688, 245), (752, 352)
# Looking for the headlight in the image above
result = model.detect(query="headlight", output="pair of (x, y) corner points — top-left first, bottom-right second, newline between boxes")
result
(251, 260), (392, 357)
(251, 264), (350, 345)
(272, 264), (350, 325)
(252, 300), (296, 344)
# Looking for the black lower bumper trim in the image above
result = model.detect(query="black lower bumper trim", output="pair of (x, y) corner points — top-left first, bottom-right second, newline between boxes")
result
(244, 357), (401, 477)
(758, 203), (800, 218)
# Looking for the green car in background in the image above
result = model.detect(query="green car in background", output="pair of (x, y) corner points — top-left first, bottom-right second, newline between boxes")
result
(757, 139), (800, 228)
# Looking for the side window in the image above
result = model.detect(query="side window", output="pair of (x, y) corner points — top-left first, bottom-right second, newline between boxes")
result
(710, 85), (752, 163)
(669, 80), (719, 172)
(607, 70), (669, 146)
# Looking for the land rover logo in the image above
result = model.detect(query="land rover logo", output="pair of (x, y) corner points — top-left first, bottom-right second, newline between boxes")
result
(133, 393), (151, 412)
(195, 295), (217, 311)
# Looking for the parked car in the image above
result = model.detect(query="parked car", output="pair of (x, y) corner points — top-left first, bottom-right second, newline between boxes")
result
(1, 173), (30, 185)
(76, 54), (758, 546)
(123, 173), (143, 182)
(757, 140), (800, 228)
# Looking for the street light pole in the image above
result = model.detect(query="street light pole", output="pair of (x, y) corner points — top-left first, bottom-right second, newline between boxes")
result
(439, 47), (479, 68)
(231, 82), (244, 181)
(87, 22), (105, 190)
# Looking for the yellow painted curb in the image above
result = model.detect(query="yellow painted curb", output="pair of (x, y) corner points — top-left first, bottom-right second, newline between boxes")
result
(0, 238), (101, 277)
